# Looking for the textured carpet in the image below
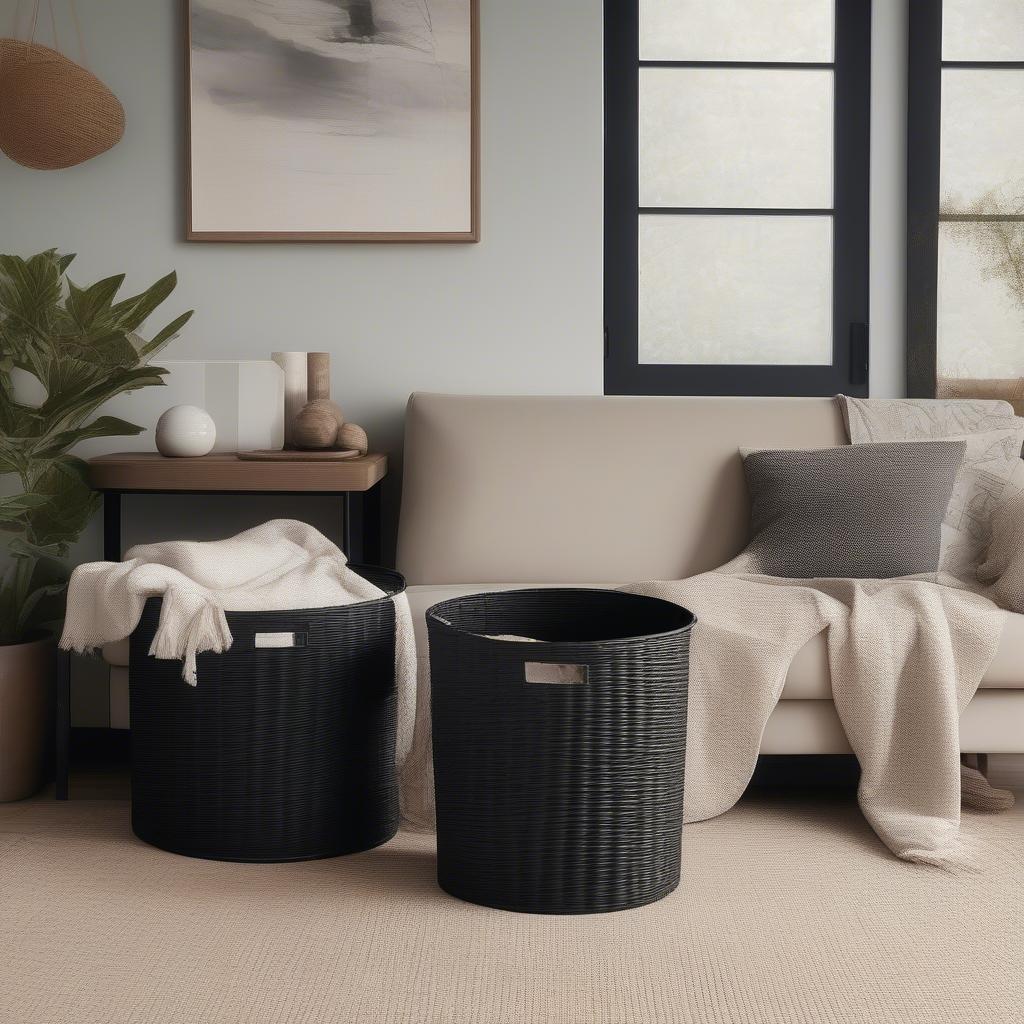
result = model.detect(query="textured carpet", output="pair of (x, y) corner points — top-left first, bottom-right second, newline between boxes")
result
(0, 792), (1021, 1024)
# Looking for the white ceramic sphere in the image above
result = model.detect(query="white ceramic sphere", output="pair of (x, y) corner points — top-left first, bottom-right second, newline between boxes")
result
(155, 405), (216, 458)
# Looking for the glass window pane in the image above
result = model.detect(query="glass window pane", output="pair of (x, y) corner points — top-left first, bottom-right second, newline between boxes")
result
(941, 70), (1024, 213)
(638, 215), (833, 365)
(640, 0), (834, 62)
(937, 220), (1024, 384)
(943, 0), (1024, 61)
(640, 68), (833, 209)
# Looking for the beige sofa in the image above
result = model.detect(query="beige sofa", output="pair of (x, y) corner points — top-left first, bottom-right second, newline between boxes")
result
(396, 393), (1024, 755)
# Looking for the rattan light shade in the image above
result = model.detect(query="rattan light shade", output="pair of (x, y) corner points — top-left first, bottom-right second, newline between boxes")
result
(0, 40), (124, 170)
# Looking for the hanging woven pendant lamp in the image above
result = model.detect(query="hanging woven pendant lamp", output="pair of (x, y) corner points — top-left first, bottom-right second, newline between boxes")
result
(0, 2), (124, 170)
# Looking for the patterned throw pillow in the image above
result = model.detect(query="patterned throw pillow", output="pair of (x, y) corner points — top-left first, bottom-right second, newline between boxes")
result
(741, 440), (967, 579)
(977, 488), (1024, 611)
(930, 429), (1024, 581)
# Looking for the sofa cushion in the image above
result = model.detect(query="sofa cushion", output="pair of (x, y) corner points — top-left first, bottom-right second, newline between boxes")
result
(397, 394), (848, 585)
(741, 440), (966, 579)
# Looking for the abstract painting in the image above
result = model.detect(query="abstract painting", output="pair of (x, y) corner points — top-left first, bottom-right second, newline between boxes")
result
(186, 0), (478, 241)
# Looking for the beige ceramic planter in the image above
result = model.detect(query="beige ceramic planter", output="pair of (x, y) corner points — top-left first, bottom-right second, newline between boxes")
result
(0, 636), (55, 802)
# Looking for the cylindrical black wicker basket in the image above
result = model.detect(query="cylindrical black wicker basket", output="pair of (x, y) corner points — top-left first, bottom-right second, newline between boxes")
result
(428, 588), (694, 915)
(129, 564), (404, 863)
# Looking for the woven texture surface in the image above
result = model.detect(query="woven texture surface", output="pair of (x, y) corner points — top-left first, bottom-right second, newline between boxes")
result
(130, 565), (403, 862)
(742, 440), (966, 578)
(0, 790), (1021, 1023)
(0, 41), (124, 169)
(429, 589), (692, 914)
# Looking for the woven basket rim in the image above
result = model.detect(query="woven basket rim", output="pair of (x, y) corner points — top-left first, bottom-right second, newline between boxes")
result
(426, 586), (695, 645)
(346, 563), (406, 598)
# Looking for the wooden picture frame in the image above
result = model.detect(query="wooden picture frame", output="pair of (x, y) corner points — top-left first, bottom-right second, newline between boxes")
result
(185, 0), (479, 242)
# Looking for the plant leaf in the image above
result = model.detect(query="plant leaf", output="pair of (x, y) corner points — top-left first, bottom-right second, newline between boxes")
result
(109, 271), (178, 333)
(30, 415), (146, 461)
(0, 251), (63, 347)
(138, 310), (194, 359)
(15, 580), (67, 637)
(0, 433), (27, 475)
(0, 492), (47, 528)
(7, 536), (65, 562)
(21, 457), (101, 553)
(38, 364), (168, 433)
(65, 274), (126, 332)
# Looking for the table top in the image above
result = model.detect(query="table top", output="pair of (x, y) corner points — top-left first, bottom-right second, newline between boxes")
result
(86, 452), (387, 493)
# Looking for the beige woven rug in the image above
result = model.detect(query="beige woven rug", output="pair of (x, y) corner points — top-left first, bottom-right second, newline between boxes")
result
(0, 792), (1021, 1024)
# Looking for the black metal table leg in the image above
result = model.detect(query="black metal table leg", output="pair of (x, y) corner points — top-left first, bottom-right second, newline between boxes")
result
(55, 648), (71, 800)
(363, 483), (383, 566)
(344, 491), (365, 563)
(103, 491), (122, 562)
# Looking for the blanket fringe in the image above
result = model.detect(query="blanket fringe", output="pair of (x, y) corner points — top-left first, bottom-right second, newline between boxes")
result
(149, 599), (232, 686)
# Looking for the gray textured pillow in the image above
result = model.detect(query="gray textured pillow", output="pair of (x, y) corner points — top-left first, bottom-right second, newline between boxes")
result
(741, 440), (966, 579)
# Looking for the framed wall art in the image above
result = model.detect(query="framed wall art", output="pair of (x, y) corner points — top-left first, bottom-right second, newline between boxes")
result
(185, 0), (479, 242)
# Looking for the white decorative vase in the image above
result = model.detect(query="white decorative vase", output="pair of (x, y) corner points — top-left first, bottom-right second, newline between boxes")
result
(156, 405), (217, 458)
(272, 352), (308, 448)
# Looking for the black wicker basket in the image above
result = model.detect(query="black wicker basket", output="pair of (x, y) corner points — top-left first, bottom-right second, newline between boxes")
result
(428, 588), (693, 915)
(129, 564), (404, 863)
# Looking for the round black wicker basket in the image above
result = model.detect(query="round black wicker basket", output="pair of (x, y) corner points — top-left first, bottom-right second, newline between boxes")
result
(129, 564), (404, 863)
(428, 588), (693, 915)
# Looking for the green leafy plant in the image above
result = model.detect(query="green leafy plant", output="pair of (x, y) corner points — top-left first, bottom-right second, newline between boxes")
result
(0, 250), (192, 645)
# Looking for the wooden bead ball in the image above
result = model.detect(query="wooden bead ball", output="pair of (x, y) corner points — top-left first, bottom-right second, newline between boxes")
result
(338, 422), (369, 455)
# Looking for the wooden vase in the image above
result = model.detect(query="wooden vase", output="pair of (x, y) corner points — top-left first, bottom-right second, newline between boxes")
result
(292, 353), (345, 449)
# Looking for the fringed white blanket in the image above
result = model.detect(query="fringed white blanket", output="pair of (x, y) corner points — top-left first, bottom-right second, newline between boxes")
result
(622, 396), (1023, 869)
(60, 520), (418, 765)
(624, 566), (1012, 870)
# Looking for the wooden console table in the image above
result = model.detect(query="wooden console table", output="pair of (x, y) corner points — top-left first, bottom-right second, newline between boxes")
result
(86, 452), (387, 563)
(55, 452), (388, 799)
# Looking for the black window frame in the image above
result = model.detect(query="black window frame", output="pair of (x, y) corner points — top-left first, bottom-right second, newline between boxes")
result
(604, 0), (872, 397)
(906, 0), (1024, 398)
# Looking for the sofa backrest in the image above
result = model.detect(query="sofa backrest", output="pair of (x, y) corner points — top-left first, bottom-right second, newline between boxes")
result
(396, 393), (845, 585)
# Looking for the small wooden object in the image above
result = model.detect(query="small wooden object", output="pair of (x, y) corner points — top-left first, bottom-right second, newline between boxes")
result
(306, 352), (332, 402)
(338, 423), (369, 455)
(293, 399), (343, 449)
(293, 352), (345, 449)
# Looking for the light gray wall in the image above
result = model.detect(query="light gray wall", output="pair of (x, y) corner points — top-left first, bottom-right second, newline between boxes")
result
(1, 0), (605, 542)
(2, 0), (911, 720)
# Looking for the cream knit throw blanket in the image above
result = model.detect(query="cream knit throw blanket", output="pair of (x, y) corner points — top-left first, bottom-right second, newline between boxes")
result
(624, 568), (1009, 869)
(60, 520), (417, 765)
(624, 396), (1021, 869)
